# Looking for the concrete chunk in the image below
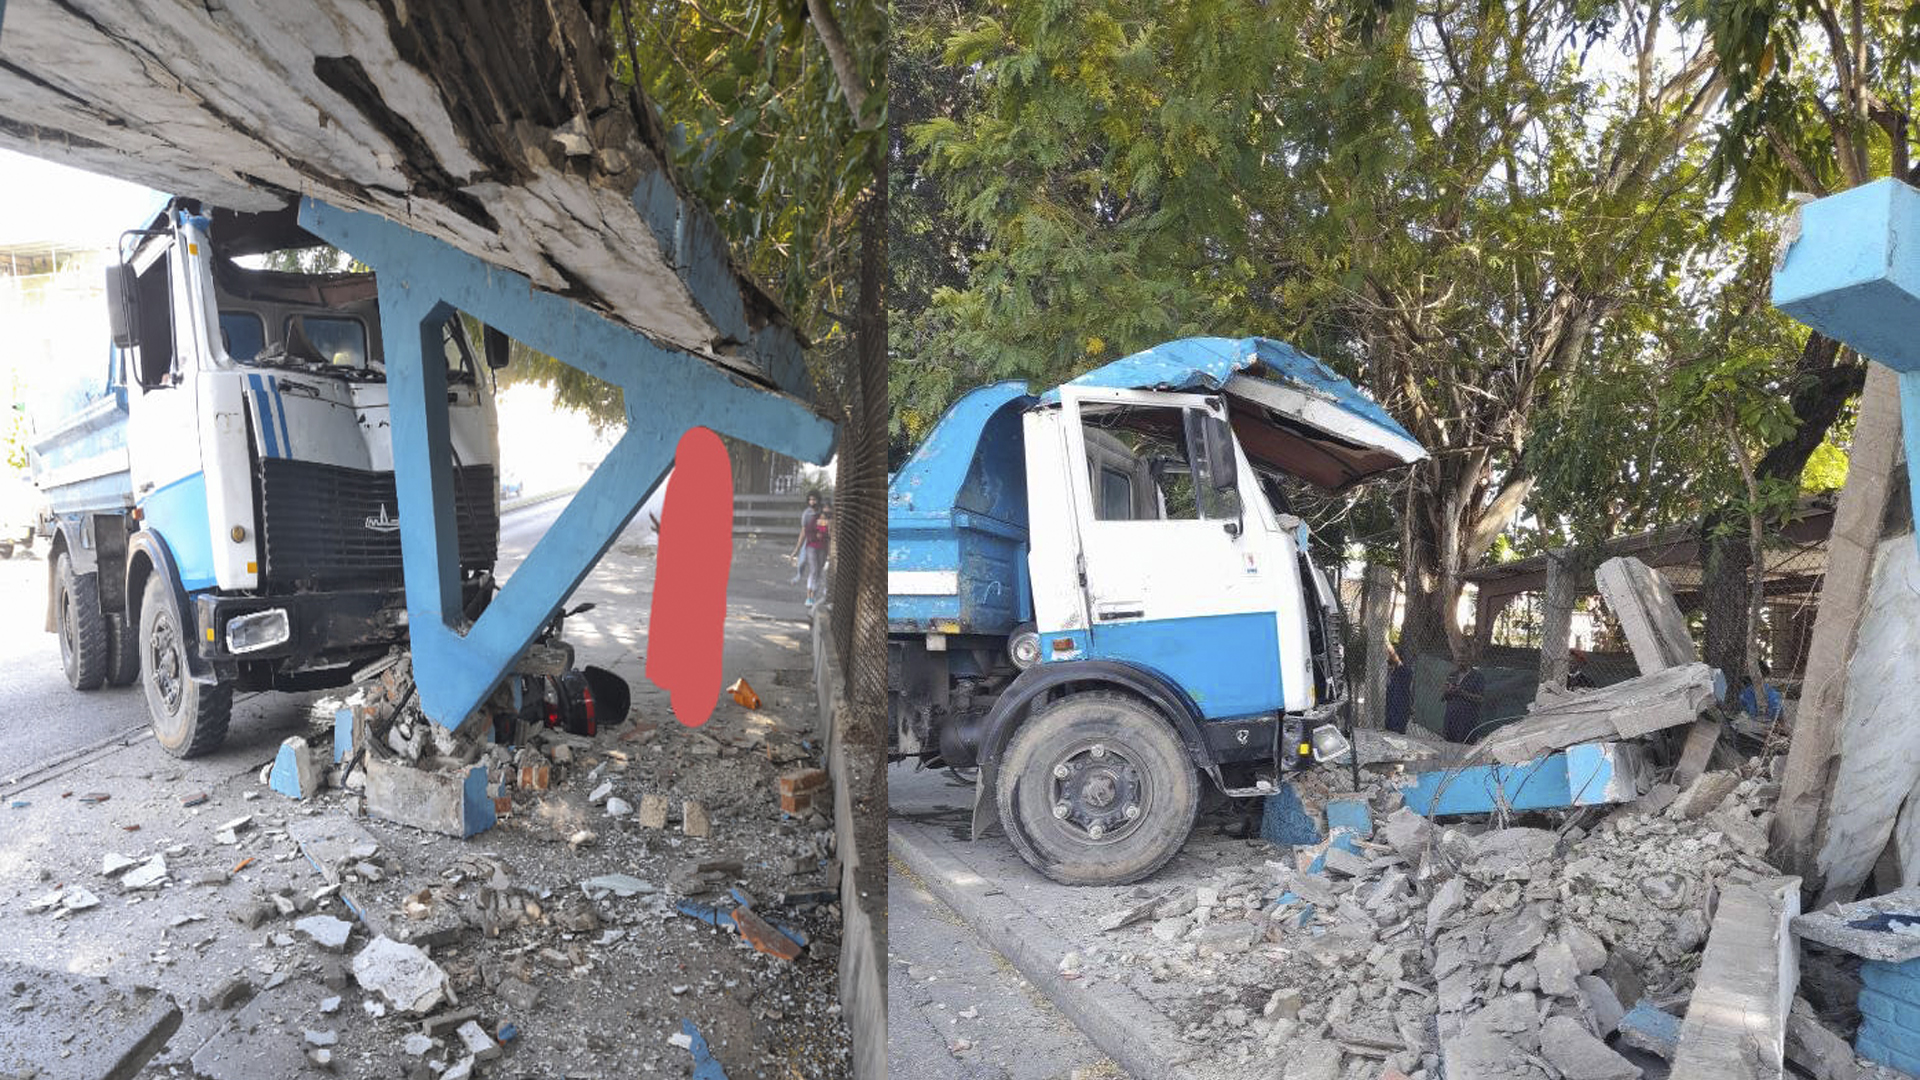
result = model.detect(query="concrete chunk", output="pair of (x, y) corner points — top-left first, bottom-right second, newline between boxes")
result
(1595, 556), (1697, 671)
(351, 936), (452, 1016)
(456, 1019), (501, 1062)
(1617, 1002), (1680, 1060)
(1540, 1014), (1641, 1080)
(1785, 997), (1860, 1080)
(1668, 770), (1740, 821)
(1791, 884), (1920, 963)
(363, 753), (494, 838)
(269, 738), (321, 799)
(1478, 664), (1718, 765)
(1668, 875), (1800, 1080)
(295, 915), (354, 953)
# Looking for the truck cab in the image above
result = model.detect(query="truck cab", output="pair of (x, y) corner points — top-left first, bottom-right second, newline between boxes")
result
(888, 336), (1425, 884)
(31, 199), (501, 756)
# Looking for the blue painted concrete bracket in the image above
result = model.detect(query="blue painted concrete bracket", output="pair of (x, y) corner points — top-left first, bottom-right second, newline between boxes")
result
(297, 197), (837, 730)
(1772, 178), (1920, 571)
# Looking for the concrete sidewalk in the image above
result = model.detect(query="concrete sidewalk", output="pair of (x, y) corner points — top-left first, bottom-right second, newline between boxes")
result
(0, 525), (854, 1078)
(889, 764), (1297, 1080)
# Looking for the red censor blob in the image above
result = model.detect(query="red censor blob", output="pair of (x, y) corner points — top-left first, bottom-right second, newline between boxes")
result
(645, 427), (733, 727)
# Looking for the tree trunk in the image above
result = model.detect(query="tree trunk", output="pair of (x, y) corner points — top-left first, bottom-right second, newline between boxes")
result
(1698, 332), (1862, 681)
(1397, 452), (1528, 662)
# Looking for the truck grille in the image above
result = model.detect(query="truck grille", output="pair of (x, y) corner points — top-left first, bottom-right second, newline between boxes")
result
(258, 459), (497, 588)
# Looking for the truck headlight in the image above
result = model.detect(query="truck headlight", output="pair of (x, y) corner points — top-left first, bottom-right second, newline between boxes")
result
(227, 609), (290, 654)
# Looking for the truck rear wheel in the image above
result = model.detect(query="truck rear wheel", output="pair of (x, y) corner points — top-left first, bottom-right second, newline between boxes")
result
(140, 574), (232, 758)
(997, 691), (1199, 886)
(55, 552), (109, 691)
(105, 614), (141, 687)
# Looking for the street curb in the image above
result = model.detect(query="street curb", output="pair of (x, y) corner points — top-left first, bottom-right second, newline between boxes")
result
(887, 818), (1211, 1080)
(813, 609), (885, 1080)
(500, 485), (579, 515)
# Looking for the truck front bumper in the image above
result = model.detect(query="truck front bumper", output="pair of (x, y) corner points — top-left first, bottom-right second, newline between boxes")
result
(194, 588), (409, 668)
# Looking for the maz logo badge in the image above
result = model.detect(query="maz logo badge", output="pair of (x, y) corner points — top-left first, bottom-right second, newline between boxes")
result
(364, 504), (400, 533)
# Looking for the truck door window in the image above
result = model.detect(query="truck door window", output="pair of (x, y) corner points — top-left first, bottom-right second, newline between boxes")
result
(133, 251), (174, 387)
(1081, 401), (1245, 523)
(1097, 466), (1134, 519)
(288, 315), (368, 369)
(1081, 402), (1200, 521)
(219, 312), (265, 362)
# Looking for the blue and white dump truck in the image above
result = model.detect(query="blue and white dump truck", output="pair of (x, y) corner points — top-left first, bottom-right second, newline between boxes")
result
(888, 337), (1427, 884)
(28, 199), (502, 757)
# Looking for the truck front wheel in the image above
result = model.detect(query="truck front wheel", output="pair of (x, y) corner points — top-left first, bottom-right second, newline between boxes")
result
(54, 552), (109, 691)
(997, 692), (1199, 886)
(139, 575), (232, 758)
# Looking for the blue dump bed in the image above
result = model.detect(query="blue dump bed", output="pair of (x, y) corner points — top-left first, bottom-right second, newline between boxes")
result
(28, 385), (132, 517)
(887, 382), (1035, 636)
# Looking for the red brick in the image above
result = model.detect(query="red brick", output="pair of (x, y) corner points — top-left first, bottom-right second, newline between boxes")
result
(518, 765), (550, 791)
(778, 769), (828, 798)
(779, 790), (814, 815)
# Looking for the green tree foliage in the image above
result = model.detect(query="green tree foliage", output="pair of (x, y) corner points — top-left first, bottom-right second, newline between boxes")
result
(899, 0), (1743, 657)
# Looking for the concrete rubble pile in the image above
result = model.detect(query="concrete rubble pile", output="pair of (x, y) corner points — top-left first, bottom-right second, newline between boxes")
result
(1073, 558), (1920, 1080)
(1090, 755), (1845, 1080)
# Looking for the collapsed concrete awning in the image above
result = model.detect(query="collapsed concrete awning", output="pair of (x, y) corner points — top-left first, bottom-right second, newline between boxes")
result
(0, 0), (813, 402)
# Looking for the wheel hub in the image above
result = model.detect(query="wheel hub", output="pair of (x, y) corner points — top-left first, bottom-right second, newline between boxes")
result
(1049, 743), (1147, 844)
(150, 614), (182, 713)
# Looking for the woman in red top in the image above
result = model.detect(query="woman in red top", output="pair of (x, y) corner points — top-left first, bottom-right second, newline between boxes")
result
(804, 500), (831, 607)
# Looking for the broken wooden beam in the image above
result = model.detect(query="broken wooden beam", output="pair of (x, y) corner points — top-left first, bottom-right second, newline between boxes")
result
(1775, 365), (1902, 882)
(1477, 662), (1719, 765)
(1668, 874), (1801, 1080)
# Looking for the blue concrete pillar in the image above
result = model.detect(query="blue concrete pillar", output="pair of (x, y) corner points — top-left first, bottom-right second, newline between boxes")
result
(298, 198), (836, 730)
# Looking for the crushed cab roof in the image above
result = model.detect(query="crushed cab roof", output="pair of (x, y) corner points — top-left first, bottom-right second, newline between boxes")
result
(1046, 336), (1426, 491)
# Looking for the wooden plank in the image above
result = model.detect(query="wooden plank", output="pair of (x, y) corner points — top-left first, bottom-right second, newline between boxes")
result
(1775, 365), (1902, 882)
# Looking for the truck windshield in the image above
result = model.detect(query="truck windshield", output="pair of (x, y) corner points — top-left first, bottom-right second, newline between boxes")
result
(292, 315), (368, 369)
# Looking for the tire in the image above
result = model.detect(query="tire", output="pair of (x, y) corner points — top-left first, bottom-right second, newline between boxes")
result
(104, 613), (141, 687)
(54, 552), (109, 691)
(997, 691), (1200, 886)
(139, 574), (232, 758)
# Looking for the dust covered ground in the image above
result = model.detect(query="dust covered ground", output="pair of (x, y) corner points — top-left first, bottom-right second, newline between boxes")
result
(0, 528), (855, 1078)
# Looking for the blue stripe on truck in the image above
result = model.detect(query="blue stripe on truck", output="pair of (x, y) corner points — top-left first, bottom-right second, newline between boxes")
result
(1042, 611), (1284, 719)
(247, 374), (279, 458)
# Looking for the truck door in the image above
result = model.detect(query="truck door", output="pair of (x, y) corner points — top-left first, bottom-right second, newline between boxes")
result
(1053, 386), (1312, 719)
(123, 233), (218, 591)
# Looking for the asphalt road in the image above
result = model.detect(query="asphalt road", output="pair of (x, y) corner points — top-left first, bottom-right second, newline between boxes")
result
(890, 811), (1120, 1080)
(0, 494), (589, 784)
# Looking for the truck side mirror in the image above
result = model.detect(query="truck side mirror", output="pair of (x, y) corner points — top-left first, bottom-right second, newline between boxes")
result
(1185, 409), (1238, 493)
(483, 325), (511, 370)
(105, 262), (139, 350)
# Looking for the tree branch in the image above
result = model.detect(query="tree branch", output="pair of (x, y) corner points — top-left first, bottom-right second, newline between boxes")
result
(805, 0), (878, 130)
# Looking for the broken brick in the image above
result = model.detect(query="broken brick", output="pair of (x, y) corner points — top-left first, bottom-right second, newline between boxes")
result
(777, 769), (828, 798)
(731, 905), (801, 961)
